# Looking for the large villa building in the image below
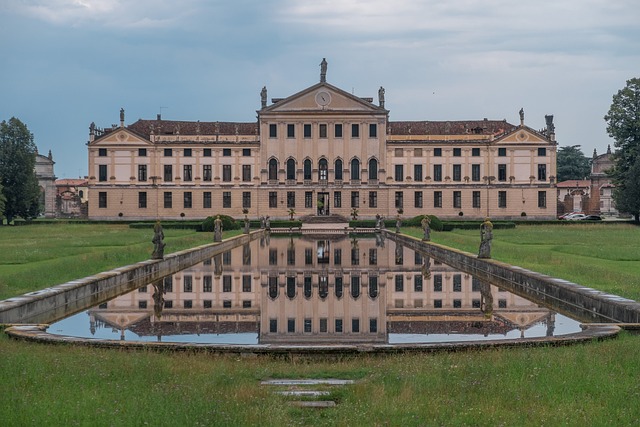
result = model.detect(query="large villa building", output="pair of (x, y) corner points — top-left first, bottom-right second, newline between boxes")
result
(87, 61), (557, 221)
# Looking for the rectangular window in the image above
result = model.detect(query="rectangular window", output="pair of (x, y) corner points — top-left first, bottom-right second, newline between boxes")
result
(183, 165), (192, 181)
(242, 148), (251, 157)
(472, 164), (481, 182)
(472, 147), (480, 156)
(473, 191), (481, 208)
(184, 148), (192, 157)
(538, 164), (547, 181)
(453, 164), (462, 181)
(414, 164), (423, 181)
(351, 191), (359, 208)
(352, 318), (360, 333)
(242, 275), (252, 292)
(202, 274), (213, 292)
(269, 319), (277, 333)
(369, 191), (377, 208)
(183, 275), (193, 292)
(414, 275), (423, 292)
(269, 191), (277, 208)
(351, 124), (360, 138)
(319, 124), (327, 138)
(203, 148), (212, 157)
(538, 147), (546, 156)
(395, 148), (403, 157)
(433, 274), (443, 292)
(334, 249), (342, 265)
(434, 191), (442, 208)
(304, 318), (312, 333)
(305, 191), (313, 208)
(369, 123), (377, 138)
(434, 148), (442, 157)
(203, 192), (212, 209)
(223, 191), (231, 208)
(453, 191), (461, 209)
(415, 191), (423, 208)
(395, 165), (404, 181)
(287, 124), (295, 138)
(242, 192), (251, 208)
(453, 148), (461, 157)
(223, 148), (231, 157)
(183, 192), (192, 209)
(350, 249), (359, 266)
(269, 249), (277, 266)
(98, 148), (107, 157)
(222, 165), (231, 182)
(303, 124), (312, 138)
(538, 191), (547, 208)
(163, 192), (172, 209)
(98, 191), (107, 208)
(335, 318), (343, 333)
(138, 148), (147, 157)
(334, 123), (343, 138)
(269, 124), (277, 138)
(320, 318), (327, 333)
(498, 164), (507, 181)
(453, 274), (462, 292)
(223, 275), (232, 292)
(98, 164), (107, 182)
(498, 147), (507, 157)
(395, 275), (404, 292)
(164, 148), (172, 157)
(334, 191), (341, 208)
(164, 165), (172, 182)
(433, 164), (442, 182)
(369, 248), (377, 265)
(395, 191), (403, 210)
(287, 191), (295, 208)
(242, 165), (251, 182)
(498, 191), (507, 208)
(138, 192), (147, 209)
(138, 165), (147, 181)
(203, 165), (212, 181)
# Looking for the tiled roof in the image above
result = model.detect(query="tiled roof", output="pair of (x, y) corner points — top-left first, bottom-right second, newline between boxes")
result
(556, 180), (591, 188)
(388, 120), (515, 136)
(127, 119), (259, 138)
(56, 178), (88, 186)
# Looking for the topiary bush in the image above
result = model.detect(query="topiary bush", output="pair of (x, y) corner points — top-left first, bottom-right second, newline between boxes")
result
(201, 215), (241, 232)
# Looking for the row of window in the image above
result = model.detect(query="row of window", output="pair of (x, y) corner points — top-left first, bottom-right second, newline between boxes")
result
(268, 123), (378, 139)
(270, 317), (378, 334)
(97, 189), (547, 210)
(98, 148), (252, 158)
(98, 164), (252, 183)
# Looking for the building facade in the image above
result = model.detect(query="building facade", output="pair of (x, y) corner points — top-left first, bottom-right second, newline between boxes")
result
(87, 64), (557, 221)
(35, 150), (56, 218)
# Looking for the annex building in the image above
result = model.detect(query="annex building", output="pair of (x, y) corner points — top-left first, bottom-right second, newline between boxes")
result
(87, 61), (557, 221)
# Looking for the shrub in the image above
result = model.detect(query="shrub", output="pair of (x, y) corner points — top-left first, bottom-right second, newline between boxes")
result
(201, 215), (240, 232)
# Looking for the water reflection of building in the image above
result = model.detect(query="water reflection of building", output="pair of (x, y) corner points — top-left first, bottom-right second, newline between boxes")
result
(89, 237), (555, 343)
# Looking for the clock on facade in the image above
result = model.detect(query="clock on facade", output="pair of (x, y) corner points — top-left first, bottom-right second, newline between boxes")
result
(315, 91), (331, 106)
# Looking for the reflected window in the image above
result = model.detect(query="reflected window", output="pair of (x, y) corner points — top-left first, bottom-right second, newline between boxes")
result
(242, 275), (251, 292)
(184, 300), (193, 309)
(334, 249), (342, 265)
(305, 248), (313, 265)
(335, 277), (343, 298)
(304, 277), (312, 298)
(286, 276), (296, 299)
(351, 276), (360, 299)
(319, 276), (328, 299)
(304, 318), (312, 333)
(369, 276), (378, 299)
(352, 318), (360, 333)
(453, 299), (462, 308)
(369, 318), (378, 333)
(434, 299), (443, 308)
(223, 276), (232, 292)
(414, 275), (423, 292)
(203, 300), (212, 309)
(287, 318), (295, 333)
(203, 275), (212, 292)
(183, 275), (193, 293)
(433, 274), (443, 292)
(453, 274), (462, 292)
(395, 275), (404, 292)
(320, 318), (328, 333)
(268, 276), (278, 299)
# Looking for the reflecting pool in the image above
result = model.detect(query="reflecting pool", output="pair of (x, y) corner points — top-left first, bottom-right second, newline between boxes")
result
(48, 235), (582, 345)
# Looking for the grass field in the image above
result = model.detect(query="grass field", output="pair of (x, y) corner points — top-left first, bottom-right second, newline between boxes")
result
(1, 222), (640, 426)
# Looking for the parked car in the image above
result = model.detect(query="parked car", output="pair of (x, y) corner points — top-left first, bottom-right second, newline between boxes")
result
(565, 213), (587, 220)
(558, 212), (582, 220)
(581, 215), (602, 221)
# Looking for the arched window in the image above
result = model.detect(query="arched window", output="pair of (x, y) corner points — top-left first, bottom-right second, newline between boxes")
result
(318, 158), (328, 181)
(335, 159), (343, 181)
(351, 276), (361, 299)
(350, 158), (360, 180)
(268, 158), (278, 180)
(368, 158), (378, 181)
(303, 159), (312, 180)
(286, 158), (296, 180)
(286, 276), (296, 299)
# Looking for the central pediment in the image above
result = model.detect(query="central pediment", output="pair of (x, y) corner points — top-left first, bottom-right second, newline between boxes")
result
(261, 82), (386, 114)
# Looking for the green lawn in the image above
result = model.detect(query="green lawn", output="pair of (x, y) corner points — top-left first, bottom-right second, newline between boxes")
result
(1, 222), (640, 426)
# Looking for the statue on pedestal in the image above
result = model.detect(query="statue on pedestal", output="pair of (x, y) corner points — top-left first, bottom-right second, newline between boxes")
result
(421, 215), (431, 241)
(478, 218), (493, 259)
(151, 221), (165, 259)
(213, 215), (223, 242)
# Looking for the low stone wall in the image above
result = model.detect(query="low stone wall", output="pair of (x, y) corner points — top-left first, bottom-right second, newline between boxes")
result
(0, 231), (263, 324)
(385, 231), (640, 324)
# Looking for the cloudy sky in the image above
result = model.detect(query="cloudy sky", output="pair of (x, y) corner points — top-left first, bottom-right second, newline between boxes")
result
(1, 0), (638, 178)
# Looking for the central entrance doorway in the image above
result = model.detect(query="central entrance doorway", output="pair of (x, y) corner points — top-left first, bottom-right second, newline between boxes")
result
(317, 192), (330, 216)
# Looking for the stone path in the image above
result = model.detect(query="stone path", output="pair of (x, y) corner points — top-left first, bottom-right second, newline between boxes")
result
(261, 379), (355, 408)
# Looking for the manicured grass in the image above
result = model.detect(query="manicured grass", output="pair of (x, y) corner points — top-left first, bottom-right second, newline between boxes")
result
(2, 222), (640, 425)
(406, 222), (640, 301)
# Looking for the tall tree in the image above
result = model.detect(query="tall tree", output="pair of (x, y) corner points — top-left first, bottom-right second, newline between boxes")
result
(556, 145), (591, 182)
(0, 117), (41, 224)
(604, 78), (640, 221)
(0, 182), (6, 221)
(613, 155), (640, 222)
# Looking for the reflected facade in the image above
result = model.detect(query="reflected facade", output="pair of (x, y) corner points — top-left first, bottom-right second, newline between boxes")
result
(59, 237), (575, 344)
